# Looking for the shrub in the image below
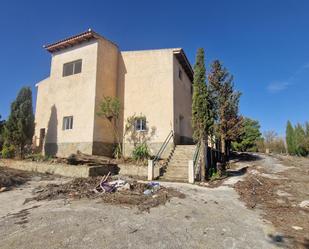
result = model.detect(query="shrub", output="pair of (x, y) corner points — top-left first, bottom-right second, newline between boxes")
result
(113, 144), (122, 159)
(67, 154), (78, 165)
(1, 143), (15, 158)
(132, 143), (150, 162)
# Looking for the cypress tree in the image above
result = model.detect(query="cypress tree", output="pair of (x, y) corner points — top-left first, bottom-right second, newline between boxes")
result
(192, 48), (213, 180)
(286, 120), (295, 155)
(208, 60), (242, 171)
(0, 115), (5, 151)
(294, 123), (307, 156)
(4, 87), (35, 158)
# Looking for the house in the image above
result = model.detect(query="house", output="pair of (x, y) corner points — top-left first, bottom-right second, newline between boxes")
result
(34, 29), (193, 158)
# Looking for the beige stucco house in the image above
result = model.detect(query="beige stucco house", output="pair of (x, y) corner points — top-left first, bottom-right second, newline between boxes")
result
(34, 29), (193, 158)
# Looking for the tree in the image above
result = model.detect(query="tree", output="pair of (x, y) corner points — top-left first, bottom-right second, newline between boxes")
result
(4, 87), (34, 158)
(305, 122), (309, 152)
(97, 96), (122, 158)
(232, 118), (262, 152)
(264, 130), (277, 148)
(208, 60), (242, 169)
(192, 48), (214, 181)
(0, 115), (5, 151)
(294, 123), (307, 156)
(286, 120), (296, 155)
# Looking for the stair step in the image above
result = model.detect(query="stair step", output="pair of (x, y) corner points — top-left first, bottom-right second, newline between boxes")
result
(159, 144), (196, 182)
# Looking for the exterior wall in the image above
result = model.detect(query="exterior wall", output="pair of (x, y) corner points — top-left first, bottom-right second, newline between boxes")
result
(92, 38), (119, 156)
(173, 56), (193, 144)
(119, 49), (175, 157)
(34, 40), (99, 157)
(35, 37), (193, 159)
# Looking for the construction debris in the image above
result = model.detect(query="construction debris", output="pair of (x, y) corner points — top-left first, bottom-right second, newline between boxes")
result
(25, 175), (185, 212)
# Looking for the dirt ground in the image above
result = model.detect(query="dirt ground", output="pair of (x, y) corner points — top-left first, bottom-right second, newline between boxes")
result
(0, 166), (54, 191)
(234, 153), (309, 249)
(0, 154), (308, 249)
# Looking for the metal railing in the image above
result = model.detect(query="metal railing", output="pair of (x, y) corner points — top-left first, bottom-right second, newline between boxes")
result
(153, 130), (174, 166)
(192, 142), (201, 179)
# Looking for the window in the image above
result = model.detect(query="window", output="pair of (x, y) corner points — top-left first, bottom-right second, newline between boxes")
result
(135, 118), (146, 131)
(63, 59), (82, 77)
(63, 116), (73, 130)
(178, 68), (183, 80)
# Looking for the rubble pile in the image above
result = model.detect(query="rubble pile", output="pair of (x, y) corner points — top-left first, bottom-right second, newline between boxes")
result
(26, 174), (185, 212)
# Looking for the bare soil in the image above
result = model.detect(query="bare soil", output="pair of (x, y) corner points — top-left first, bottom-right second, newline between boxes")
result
(234, 154), (309, 249)
(24, 176), (185, 212)
(0, 166), (54, 191)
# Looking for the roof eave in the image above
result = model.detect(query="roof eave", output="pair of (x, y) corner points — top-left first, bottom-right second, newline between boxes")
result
(173, 48), (194, 81)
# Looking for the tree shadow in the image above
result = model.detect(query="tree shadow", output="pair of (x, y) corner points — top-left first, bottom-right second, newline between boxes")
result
(230, 152), (262, 163)
(227, 166), (248, 177)
(44, 105), (58, 156)
(267, 233), (295, 248)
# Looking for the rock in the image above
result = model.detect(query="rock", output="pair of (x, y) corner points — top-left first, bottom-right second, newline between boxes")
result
(0, 187), (7, 192)
(299, 200), (309, 208)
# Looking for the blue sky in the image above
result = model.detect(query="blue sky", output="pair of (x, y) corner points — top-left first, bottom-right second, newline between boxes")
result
(0, 0), (308, 136)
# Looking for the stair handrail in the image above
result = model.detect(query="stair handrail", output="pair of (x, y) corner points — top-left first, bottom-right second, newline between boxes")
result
(153, 130), (174, 166)
(192, 141), (201, 178)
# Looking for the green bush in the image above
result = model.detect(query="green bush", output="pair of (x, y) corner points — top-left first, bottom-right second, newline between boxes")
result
(132, 143), (150, 161)
(1, 143), (15, 158)
(113, 144), (122, 159)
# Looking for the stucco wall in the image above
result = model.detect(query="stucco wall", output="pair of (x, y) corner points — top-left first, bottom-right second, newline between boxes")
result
(120, 49), (174, 157)
(173, 56), (193, 144)
(92, 38), (119, 155)
(35, 40), (99, 157)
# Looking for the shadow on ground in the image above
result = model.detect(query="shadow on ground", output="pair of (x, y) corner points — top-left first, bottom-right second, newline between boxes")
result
(227, 166), (248, 177)
(230, 152), (262, 163)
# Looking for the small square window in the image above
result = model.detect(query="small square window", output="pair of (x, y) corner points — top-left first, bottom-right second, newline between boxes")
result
(63, 60), (82, 77)
(63, 116), (73, 130)
(135, 118), (146, 131)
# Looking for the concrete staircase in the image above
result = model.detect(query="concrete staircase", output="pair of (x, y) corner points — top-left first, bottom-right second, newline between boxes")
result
(161, 145), (196, 182)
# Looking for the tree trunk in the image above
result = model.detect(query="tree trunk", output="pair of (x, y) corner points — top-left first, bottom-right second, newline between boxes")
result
(219, 136), (226, 175)
(205, 135), (209, 180)
(220, 136), (226, 163)
(200, 138), (206, 182)
(210, 137), (216, 175)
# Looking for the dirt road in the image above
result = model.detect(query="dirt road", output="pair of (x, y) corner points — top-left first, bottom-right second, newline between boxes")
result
(0, 154), (308, 249)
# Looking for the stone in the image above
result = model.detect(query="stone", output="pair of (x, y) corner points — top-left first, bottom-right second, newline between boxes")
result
(299, 200), (309, 208)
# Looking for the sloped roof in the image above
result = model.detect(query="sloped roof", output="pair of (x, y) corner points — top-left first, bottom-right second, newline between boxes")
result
(43, 29), (116, 53)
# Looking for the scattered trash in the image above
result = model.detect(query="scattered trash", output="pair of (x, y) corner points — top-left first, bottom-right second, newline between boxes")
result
(143, 182), (160, 195)
(143, 189), (152, 195)
(292, 226), (303, 231)
(26, 176), (185, 212)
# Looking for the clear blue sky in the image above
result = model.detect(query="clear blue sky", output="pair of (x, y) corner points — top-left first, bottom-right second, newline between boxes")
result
(0, 0), (308, 136)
